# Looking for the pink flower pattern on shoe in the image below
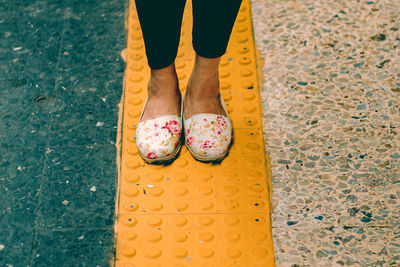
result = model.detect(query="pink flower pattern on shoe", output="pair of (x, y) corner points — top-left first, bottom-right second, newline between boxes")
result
(136, 115), (182, 161)
(184, 113), (232, 158)
(162, 120), (181, 135)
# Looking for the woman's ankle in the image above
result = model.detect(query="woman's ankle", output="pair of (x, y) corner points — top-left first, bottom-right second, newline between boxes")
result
(148, 63), (180, 98)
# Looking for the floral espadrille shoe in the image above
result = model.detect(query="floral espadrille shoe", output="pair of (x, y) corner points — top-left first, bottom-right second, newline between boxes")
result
(183, 92), (233, 162)
(136, 97), (183, 163)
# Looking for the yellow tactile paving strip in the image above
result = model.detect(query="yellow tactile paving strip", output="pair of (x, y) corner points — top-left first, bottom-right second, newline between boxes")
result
(115, 0), (274, 266)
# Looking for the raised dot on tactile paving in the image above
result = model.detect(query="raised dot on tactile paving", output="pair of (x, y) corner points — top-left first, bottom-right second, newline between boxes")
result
(128, 110), (141, 118)
(236, 35), (248, 43)
(146, 231), (162, 242)
(132, 32), (142, 40)
(148, 201), (163, 211)
(122, 231), (137, 240)
(225, 171), (238, 179)
(251, 216), (266, 225)
(240, 68), (253, 77)
(128, 87), (142, 94)
(173, 216), (188, 227)
(174, 232), (188, 242)
(220, 80), (231, 90)
(178, 73), (186, 80)
(172, 247), (188, 258)
(176, 61), (186, 69)
(220, 58), (229, 66)
(199, 200), (214, 210)
(124, 201), (139, 212)
(220, 70), (230, 78)
(126, 159), (141, 169)
(246, 143), (260, 150)
(127, 146), (139, 155)
(125, 173), (140, 183)
(243, 117), (257, 126)
(244, 106), (257, 113)
(175, 173), (188, 182)
(245, 129), (259, 138)
(224, 215), (240, 226)
(237, 14), (246, 22)
(145, 247), (162, 258)
(146, 173), (164, 182)
(248, 184), (264, 193)
(199, 248), (215, 258)
(224, 199), (239, 210)
(124, 185), (139, 197)
(175, 201), (188, 211)
(241, 80), (254, 89)
(147, 216), (163, 227)
(237, 25), (248, 32)
(222, 94), (232, 101)
(240, 57), (251, 65)
(199, 174), (213, 182)
(128, 97), (143, 106)
(130, 64), (143, 72)
(226, 231), (241, 242)
(199, 232), (214, 243)
(127, 124), (136, 131)
(174, 186), (188, 196)
(251, 231), (267, 241)
(130, 54), (143, 61)
(226, 248), (242, 259)
(253, 248), (268, 259)
(251, 200), (265, 209)
(242, 91), (256, 100)
(199, 216), (214, 226)
(148, 187), (163, 197)
(237, 46), (249, 54)
(247, 156), (261, 166)
(177, 52), (185, 58)
(132, 43), (142, 50)
(122, 244), (136, 257)
(199, 186), (213, 196)
(121, 215), (137, 226)
(224, 185), (239, 196)
(175, 158), (188, 167)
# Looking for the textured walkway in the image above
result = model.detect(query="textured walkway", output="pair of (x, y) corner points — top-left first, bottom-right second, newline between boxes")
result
(114, 0), (274, 266)
(251, 0), (400, 266)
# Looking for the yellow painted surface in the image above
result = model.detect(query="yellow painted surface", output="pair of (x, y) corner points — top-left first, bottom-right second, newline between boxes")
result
(115, 0), (275, 266)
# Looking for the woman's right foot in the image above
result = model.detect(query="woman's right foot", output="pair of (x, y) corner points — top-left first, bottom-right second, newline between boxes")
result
(136, 63), (183, 163)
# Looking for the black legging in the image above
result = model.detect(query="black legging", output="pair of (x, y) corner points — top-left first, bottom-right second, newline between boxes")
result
(135, 0), (243, 69)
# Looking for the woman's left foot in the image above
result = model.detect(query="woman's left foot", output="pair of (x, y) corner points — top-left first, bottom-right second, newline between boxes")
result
(183, 58), (233, 161)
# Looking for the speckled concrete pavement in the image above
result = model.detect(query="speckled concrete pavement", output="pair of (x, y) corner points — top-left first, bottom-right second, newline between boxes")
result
(251, 0), (399, 266)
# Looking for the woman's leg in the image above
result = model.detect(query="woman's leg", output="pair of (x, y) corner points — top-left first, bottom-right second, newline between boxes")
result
(184, 0), (242, 119)
(135, 0), (186, 121)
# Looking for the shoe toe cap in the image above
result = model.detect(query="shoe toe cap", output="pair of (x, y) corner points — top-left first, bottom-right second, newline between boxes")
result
(136, 116), (182, 160)
(184, 114), (232, 159)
